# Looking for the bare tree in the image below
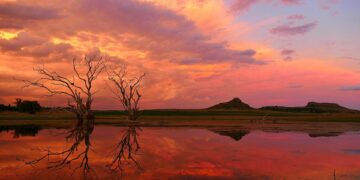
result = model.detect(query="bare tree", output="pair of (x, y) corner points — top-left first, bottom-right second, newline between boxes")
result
(21, 55), (105, 125)
(108, 65), (145, 121)
(19, 55), (104, 178)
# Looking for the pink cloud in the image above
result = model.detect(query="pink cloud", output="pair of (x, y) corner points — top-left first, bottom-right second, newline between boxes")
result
(287, 14), (305, 21)
(281, 0), (302, 5)
(0, 0), (264, 65)
(270, 22), (317, 36)
(0, 32), (74, 59)
(339, 85), (360, 91)
(281, 49), (295, 61)
(281, 49), (295, 55)
(230, 0), (303, 13)
(318, 0), (340, 16)
(230, 0), (259, 12)
(319, 0), (339, 10)
(0, 20), (23, 29)
(0, 0), (357, 110)
(0, 3), (59, 20)
(72, 0), (263, 64)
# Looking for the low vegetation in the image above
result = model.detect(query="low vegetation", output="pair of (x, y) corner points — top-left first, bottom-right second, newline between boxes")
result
(0, 98), (41, 114)
(1, 97), (360, 126)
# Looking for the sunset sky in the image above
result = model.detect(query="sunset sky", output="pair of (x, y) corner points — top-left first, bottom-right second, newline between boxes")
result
(0, 0), (359, 110)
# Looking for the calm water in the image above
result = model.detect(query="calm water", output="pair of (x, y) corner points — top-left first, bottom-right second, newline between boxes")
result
(1, 125), (360, 179)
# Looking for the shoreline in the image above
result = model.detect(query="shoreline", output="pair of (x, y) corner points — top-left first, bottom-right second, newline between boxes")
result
(1, 118), (360, 138)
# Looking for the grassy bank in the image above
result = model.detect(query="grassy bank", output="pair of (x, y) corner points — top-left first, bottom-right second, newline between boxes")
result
(1, 109), (360, 127)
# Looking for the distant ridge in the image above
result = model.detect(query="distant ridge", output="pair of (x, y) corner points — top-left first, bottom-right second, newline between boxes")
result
(207, 98), (357, 113)
(207, 98), (253, 110)
(306, 102), (350, 111)
(261, 102), (358, 113)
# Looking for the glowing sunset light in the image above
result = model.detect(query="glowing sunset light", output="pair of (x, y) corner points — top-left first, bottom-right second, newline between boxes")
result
(0, 0), (359, 110)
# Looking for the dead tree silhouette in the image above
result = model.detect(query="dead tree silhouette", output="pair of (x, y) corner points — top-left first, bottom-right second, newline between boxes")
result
(20, 55), (105, 179)
(107, 65), (145, 175)
(21, 55), (105, 125)
(108, 65), (145, 121)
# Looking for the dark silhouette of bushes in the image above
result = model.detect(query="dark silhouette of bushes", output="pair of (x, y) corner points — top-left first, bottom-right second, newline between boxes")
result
(0, 98), (41, 114)
(17, 100), (41, 114)
(0, 104), (17, 111)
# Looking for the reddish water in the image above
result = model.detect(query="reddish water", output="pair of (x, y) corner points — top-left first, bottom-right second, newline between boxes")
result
(1, 125), (360, 179)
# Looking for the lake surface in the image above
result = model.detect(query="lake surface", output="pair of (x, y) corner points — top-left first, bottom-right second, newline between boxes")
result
(1, 125), (360, 179)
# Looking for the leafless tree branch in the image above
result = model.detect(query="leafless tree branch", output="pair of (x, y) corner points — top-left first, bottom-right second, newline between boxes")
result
(108, 65), (145, 121)
(21, 55), (106, 125)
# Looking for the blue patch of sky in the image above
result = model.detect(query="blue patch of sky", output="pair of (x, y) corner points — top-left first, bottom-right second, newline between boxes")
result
(226, 0), (359, 63)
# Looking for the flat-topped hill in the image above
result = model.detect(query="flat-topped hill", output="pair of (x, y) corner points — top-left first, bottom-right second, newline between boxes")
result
(305, 102), (353, 112)
(261, 102), (358, 113)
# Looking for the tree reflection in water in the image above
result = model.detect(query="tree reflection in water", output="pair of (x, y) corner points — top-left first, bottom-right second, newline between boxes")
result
(24, 120), (95, 178)
(0, 125), (41, 138)
(108, 124), (142, 173)
(22, 122), (142, 179)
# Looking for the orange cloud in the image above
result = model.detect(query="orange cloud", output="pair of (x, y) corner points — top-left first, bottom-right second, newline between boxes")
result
(0, 0), (358, 109)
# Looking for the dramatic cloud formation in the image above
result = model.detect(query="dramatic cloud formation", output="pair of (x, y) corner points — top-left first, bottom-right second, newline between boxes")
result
(0, 0), (264, 65)
(0, 32), (74, 62)
(270, 22), (317, 36)
(76, 0), (261, 64)
(0, 0), (359, 109)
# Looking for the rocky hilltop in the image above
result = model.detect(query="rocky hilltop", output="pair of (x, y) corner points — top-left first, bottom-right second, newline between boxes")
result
(207, 98), (253, 110)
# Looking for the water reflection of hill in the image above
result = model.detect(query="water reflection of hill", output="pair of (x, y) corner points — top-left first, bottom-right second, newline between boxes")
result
(209, 126), (348, 140)
(308, 132), (343, 138)
(210, 128), (250, 141)
(0, 125), (41, 138)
